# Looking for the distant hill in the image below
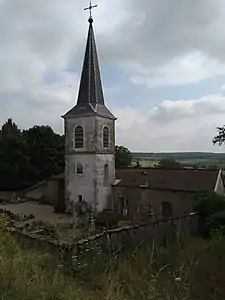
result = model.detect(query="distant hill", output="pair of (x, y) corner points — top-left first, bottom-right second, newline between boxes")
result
(131, 152), (225, 169)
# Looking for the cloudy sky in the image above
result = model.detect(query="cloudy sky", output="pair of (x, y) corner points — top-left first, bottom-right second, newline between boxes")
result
(1, 0), (225, 152)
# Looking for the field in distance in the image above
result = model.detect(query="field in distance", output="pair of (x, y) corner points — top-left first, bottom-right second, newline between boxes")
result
(132, 152), (225, 169)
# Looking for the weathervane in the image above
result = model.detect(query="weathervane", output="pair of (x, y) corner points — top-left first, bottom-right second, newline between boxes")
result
(84, 1), (97, 19)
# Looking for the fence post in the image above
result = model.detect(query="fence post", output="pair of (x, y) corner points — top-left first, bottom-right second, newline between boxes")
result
(106, 231), (111, 254)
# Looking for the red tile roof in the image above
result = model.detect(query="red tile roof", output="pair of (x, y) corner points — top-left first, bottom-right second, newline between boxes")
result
(115, 168), (220, 192)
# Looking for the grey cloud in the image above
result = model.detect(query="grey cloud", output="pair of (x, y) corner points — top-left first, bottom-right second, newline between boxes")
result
(99, 0), (225, 69)
(1, 0), (225, 152)
(149, 95), (225, 124)
(114, 94), (225, 152)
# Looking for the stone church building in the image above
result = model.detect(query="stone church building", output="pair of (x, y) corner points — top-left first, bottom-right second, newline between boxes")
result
(62, 16), (116, 215)
(23, 14), (225, 221)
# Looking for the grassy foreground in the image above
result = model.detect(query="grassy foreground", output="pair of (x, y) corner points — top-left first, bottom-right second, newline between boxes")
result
(1, 217), (225, 299)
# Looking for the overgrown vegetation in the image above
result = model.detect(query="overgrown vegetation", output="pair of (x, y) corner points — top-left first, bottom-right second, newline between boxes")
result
(194, 190), (225, 237)
(1, 213), (225, 300)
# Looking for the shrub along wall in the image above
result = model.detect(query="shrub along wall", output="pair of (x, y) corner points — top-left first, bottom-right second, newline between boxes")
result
(4, 213), (199, 265)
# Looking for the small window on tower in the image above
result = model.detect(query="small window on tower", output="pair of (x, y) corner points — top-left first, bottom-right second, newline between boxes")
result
(103, 164), (109, 186)
(104, 164), (108, 174)
(74, 126), (84, 149)
(76, 163), (84, 175)
(103, 126), (109, 148)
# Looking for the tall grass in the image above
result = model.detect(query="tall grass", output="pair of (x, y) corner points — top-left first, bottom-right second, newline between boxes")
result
(1, 214), (225, 299)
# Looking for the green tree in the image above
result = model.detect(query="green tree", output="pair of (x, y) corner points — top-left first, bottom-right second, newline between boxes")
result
(0, 119), (29, 190)
(134, 161), (141, 168)
(213, 126), (225, 146)
(194, 191), (225, 219)
(1, 118), (20, 136)
(115, 145), (132, 168)
(194, 191), (225, 237)
(23, 125), (64, 184)
(0, 120), (64, 191)
(157, 157), (182, 169)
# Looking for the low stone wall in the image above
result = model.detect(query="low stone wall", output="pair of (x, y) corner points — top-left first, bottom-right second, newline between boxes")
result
(5, 213), (199, 264)
(71, 213), (198, 256)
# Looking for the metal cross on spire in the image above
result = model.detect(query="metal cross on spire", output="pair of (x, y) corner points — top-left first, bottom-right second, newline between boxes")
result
(84, 1), (97, 19)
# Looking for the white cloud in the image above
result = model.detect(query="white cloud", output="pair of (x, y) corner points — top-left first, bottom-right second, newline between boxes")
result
(1, 0), (225, 152)
(114, 94), (225, 152)
(131, 52), (225, 88)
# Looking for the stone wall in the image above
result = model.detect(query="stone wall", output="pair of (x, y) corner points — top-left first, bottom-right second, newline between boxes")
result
(22, 180), (48, 202)
(6, 213), (198, 265)
(22, 178), (64, 209)
(113, 186), (196, 222)
(72, 213), (198, 256)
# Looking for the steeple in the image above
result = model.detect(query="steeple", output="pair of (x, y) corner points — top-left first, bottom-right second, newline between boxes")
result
(63, 14), (115, 120)
(63, 3), (116, 216)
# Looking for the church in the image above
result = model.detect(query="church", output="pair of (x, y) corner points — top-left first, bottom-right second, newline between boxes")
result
(22, 11), (225, 222)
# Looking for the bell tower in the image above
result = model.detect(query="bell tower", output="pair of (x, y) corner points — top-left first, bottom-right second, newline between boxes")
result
(62, 7), (116, 214)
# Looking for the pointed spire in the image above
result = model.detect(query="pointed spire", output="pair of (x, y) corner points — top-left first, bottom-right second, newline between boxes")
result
(63, 15), (115, 120)
(77, 17), (104, 107)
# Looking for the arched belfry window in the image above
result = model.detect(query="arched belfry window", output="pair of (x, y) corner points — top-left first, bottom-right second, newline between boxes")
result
(76, 163), (83, 175)
(74, 126), (84, 149)
(103, 126), (109, 148)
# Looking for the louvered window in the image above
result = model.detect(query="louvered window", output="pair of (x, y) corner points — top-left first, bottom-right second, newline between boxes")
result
(103, 126), (109, 148)
(74, 126), (84, 149)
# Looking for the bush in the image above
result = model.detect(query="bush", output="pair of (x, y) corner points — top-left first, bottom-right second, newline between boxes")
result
(194, 191), (225, 218)
(95, 209), (120, 229)
(194, 191), (225, 237)
(209, 211), (225, 236)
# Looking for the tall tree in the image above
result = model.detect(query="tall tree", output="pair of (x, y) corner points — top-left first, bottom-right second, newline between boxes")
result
(23, 125), (64, 183)
(157, 158), (182, 169)
(0, 119), (29, 190)
(115, 145), (132, 168)
(0, 120), (64, 191)
(213, 126), (225, 146)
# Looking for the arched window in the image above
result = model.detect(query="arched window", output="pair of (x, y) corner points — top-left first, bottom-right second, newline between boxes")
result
(121, 197), (129, 216)
(76, 163), (84, 175)
(74, 126), (84, 149)
(103, 126), (109, 148)
(161, 201), (173, 219)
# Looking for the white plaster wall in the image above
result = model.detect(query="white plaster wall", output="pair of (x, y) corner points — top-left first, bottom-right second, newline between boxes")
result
(65, 114), (116, 213)
(214, 170), (225, 195)
(65, 153), (115, 212)
(66, 154), (96, 207)
(65, 116), (96, 154)
(95, 154), (115, 211)
(95, 116), (115, 153)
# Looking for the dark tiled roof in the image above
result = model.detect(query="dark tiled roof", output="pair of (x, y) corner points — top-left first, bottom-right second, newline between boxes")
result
(115, 168), (220, 192)
(62, 18), (115, 120)
(52, 168), (220, 192)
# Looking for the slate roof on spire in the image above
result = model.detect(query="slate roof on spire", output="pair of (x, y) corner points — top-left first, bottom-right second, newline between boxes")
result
(63, 17), (116, 120)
